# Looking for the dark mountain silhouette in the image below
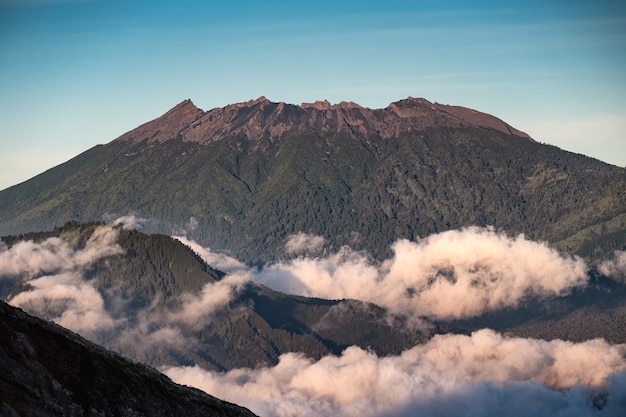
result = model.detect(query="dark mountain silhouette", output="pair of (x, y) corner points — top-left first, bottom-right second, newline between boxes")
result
(0, 97), (624, 264)
(0, 299), (257, 417)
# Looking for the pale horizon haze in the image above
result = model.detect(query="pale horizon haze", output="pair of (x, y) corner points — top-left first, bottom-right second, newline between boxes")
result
(1, 0), (625, 190)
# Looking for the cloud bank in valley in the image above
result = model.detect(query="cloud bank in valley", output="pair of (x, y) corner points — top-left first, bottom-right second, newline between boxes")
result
(244, 227), (588, 320)
(164, 329), (626, 417)
(0, 225), (122, 278)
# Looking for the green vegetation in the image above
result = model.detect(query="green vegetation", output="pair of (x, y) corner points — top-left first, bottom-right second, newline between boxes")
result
(0, 127), (625, 264)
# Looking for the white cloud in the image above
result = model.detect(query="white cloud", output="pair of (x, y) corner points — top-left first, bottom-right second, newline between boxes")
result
(0, 237), (75, 278)
(111, 214), (148, 230)
(10, 271), (120, 333)
(0, 223), (122, 279)
(284, 232), (326, 255)
(166, 273), (249, 327)
(3, 224), (625, 417)
(600, 251), (626, 283)
(174, 236), (247, 274)
(164, 329), (626, 417)
(2, 224), (124, 334)
(253, 227), (588, 319)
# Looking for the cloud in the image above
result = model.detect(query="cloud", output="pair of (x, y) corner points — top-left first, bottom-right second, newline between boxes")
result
(3, 223), (625, 416)
(599, 251), (626, 284)
(0, 225), (121, 280)
(1, 222), (249, 349)
(1, 224), (124, 334)
(0, 237), (75, 278)
(253, 227), (588, 319)
(107, 302), (200, 363)
(166, 273), (249, 327)
(164, 329), (626, 417)
(174, 236), (247, 274)
(110, 214), (148, 230)
(0, 224), (122, 281)
(284, 232), (326, 255)
(9, 271), (120, 333)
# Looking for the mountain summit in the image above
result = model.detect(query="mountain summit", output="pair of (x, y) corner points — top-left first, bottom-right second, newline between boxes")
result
(0, 96), (624, 263)
(115, 97), (532, 145)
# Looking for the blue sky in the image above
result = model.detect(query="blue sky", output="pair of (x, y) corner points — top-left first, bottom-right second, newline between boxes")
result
(1, 0), (625, 190)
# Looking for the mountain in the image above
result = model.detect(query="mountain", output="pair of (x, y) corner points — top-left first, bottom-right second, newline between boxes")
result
(0, 222), (434, 371)
(0, 299), (257, 417)
(0, 97), (624, 264)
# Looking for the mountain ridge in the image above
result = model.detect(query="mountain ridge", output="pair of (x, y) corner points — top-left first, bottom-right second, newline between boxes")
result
(114, 96), (532, 145)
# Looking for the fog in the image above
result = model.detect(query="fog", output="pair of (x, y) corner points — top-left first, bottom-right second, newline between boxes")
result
(2, 223), (626, 416)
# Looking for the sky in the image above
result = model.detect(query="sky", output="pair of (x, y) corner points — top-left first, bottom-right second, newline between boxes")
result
(0, 0), (625, 190)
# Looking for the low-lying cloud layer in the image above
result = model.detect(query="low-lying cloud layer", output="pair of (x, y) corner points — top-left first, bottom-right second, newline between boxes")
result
(2, 223), (626, 416)
(243, 227), (588, 319)
(164, 329), (626, 417)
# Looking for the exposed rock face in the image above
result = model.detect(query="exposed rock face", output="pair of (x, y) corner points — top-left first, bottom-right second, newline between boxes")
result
(115, 96), (532, 144)
(0, 300), (257, 417)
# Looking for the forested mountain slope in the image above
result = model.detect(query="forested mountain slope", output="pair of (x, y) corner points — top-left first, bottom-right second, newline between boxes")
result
(0, 97), (624, 263)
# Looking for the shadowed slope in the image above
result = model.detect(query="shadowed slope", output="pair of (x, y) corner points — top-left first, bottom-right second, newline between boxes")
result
(0, 300), (257, 417)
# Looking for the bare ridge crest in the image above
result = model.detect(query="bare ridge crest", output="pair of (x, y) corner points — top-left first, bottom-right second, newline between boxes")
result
(114, 97), (532, 145)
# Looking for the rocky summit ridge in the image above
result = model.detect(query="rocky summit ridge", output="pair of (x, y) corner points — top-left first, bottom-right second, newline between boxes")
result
(116, 97), (532, 145)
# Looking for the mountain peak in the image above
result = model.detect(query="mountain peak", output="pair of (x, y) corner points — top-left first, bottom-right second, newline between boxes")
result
(301, 100), (331, 110)
(234, 96), (270, 108)
(115, 99), (203, 144)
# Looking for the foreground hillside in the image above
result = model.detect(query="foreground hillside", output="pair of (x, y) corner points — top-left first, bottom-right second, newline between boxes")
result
(0, 97), (624, 263)
(0, 300), (256, 417)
